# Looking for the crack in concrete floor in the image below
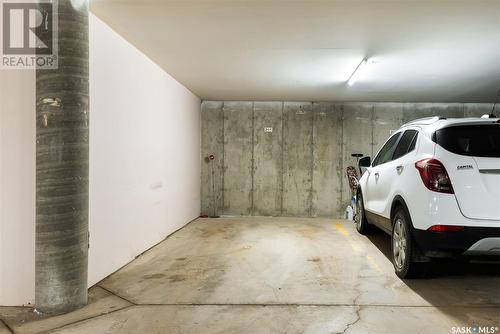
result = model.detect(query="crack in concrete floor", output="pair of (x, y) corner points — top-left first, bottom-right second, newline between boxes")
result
(335, 306), (361, 334)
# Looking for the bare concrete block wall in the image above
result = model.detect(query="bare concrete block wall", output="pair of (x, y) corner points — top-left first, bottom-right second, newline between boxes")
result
(201, 101), (497, 218)
(312, 103), (343, 217)
(341, 103), (374, 210)
(223, 102), (254, 215)
(200, 101), (224, 216)
(253, 102), (283, 216)
(282, 102), (314, 216)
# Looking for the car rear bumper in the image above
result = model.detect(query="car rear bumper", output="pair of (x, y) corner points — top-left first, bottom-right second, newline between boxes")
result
(464, 238), (500, 255)
(412, 226), (500, 257)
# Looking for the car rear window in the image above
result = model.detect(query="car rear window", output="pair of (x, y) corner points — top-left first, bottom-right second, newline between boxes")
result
(434, 125), (500, 158)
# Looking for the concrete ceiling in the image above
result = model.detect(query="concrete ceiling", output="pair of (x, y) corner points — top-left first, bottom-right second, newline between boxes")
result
(90, 0), (500, 102)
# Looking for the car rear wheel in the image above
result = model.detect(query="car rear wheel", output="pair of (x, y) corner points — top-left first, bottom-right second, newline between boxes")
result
(355, 192), (372, 234)
(392, 207), (423, 278)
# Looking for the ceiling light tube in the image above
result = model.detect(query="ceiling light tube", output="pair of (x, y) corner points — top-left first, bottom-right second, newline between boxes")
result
(347, 57), (368, 86)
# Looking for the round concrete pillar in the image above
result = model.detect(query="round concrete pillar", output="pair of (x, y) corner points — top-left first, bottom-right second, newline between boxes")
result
(35, 0), (89, 314)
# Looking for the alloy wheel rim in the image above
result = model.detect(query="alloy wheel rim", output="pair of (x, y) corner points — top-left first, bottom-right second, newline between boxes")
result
(393, 219), (407, 269)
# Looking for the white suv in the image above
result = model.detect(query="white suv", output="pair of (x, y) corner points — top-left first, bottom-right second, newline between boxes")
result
(356, 116), (500, 278)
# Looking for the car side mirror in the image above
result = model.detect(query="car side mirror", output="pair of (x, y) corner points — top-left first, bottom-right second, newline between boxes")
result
(359, 156), (371, 175)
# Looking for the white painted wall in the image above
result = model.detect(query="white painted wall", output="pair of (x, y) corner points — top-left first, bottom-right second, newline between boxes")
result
(0, 14), (201, 305)
(0, 70), (36, 306)
(88, 14), (201, 286)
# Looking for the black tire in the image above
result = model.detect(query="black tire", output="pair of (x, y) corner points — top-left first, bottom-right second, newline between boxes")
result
(355, 192), (372, 235)
(391, 206), (427, 278)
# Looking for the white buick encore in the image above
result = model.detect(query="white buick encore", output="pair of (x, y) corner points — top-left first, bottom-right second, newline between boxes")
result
(356, 116), (500, 278)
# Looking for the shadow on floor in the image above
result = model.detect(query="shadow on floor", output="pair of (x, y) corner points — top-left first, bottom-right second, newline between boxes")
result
(366, 227), (500, 278)
(366, 226), (500, 324)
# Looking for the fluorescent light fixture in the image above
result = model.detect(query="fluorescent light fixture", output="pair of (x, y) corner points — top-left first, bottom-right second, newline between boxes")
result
(347, 57), (368, 86)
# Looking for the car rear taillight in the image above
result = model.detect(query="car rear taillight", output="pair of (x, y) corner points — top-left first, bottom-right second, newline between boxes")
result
(427, 225), (464, 232)
(415, 158), (454, 194)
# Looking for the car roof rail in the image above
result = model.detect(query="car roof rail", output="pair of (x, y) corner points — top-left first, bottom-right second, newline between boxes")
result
(481, 113), (497, 119)
(401, 116), (446, 128)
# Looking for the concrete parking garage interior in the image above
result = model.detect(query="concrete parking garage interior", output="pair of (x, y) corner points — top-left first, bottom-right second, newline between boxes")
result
(0, 1), (499, 333)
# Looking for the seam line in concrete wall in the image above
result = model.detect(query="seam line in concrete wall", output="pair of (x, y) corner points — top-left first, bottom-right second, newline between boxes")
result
(371, 104), (375, 157)
(310, 103), (315, 217)
(251, 102), (255, 215)
(340, 104), (345, 217)
(221, 102), (226, 212)
(280, 101), (285, 215)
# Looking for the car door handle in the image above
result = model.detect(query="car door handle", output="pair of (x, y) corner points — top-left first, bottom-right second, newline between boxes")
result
(374, 172), (380, 179)
(396, 165), (404, 173)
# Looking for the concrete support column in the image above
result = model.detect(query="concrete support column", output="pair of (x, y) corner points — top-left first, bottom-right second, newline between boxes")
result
(35, 0), (89, 314)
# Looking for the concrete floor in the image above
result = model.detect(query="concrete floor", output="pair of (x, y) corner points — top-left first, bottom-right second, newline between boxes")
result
(1, 217), (499, 333)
